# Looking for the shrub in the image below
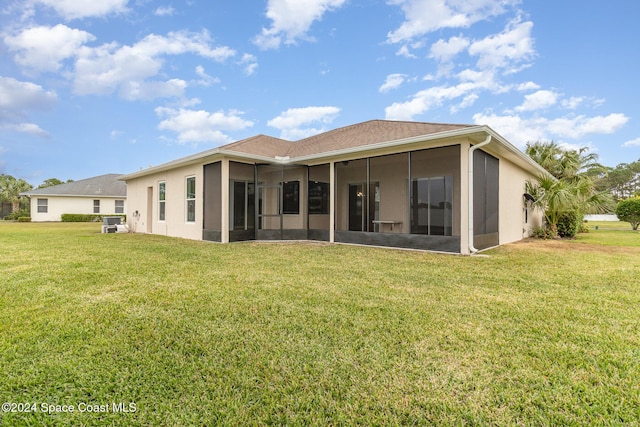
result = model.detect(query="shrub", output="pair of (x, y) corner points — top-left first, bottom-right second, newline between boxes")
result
(578, 222), (589, 233)
(17, 216), (31, 222)
(615, 197), (640, 230)
(4, 209), (30, 221)
(61, 214), (126, 222)
(556, 210), (581, 238)
(531, 226), (554, 239)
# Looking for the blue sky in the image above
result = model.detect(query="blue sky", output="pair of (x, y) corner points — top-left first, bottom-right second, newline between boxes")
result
(1, 0), (638, 185)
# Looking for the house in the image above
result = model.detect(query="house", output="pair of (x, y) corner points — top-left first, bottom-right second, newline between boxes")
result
(121, 120), (547, 254)
(20, 174), (127, 222)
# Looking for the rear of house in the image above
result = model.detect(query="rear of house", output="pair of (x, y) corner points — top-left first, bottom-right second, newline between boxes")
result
(122, 120), (545, 254)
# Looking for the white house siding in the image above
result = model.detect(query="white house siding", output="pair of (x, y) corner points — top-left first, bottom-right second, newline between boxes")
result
(498, 159), (543, 244)
(30, 196), (126, 222)
(125, 164), (203, 240)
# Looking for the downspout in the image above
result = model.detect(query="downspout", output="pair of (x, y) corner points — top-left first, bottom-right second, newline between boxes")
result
(468, 134), (492, 254)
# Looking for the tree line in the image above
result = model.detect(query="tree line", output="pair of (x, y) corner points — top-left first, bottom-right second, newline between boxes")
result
(525, 141), (640, 236)
(0, 176), (73, 219)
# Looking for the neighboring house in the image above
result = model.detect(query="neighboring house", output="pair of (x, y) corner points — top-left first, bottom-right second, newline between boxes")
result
(20, 174), (127, 222)
(121, 120), (547, 254)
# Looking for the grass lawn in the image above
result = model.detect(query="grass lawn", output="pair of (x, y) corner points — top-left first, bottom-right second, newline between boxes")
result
(1, 222), (639, 425)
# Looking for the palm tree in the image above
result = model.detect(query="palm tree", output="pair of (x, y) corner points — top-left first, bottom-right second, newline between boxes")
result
(525, 142), (613, 236)
(0, 174), (33, 213)
(525, 141), (606, 180)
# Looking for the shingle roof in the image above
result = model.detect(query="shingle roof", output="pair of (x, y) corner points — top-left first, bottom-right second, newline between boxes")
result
(219, 134), (292, 158)
(217, 120), (473, 159)
(123, 119), (550, 181)
(21, 174), (126, 197)
(286, 120), (474, 157)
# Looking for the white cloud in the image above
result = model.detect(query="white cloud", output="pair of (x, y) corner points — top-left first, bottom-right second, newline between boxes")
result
(468, 18), (535, 72)
(194, 65), (220, 87)
(515, 89), (558, 112)
(4, 24), (95, 73)
(622, 137), (640, 148)
(268, 106), (340, 139)
(2, 122), (50, 138)
(385, 74), (497, 120)
(155, 107), (254, 144)
(547, 113), (629, 139)
(154, 6), (175, 16)
(396, 45), (418, 59)
(120, 79), (187, 101)
(0, 77), (57, 138)
(561, 96), (585, 109)
(428, 36), (471, 76)
(473, 112), (629, 147)
(429, 35), (470, 62)
(254, 0), (347, 49)
(387, 0), (518, 44)
(379, 74), (407, 93)
(33, 0), (129, 20)
(0, 76), (57, 111)
(73, 30), (235, 100)
(516, 81), (540, 91)
(473, 113), (546, 147)
(239, 54), (258, 75)
(385, 16), (537, 121)
(450, 93), (479, 113)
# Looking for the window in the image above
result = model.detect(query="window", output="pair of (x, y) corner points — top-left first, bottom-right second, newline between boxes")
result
(37, 198), (48, 213)
(186, 176), (196, 222)
(93, 200), (100, 214)
(115, 200), (124, 214)
(158, 181), (166, 221)
(410, 176), (453, 236)
(308, 182), (329, 214)
(281, 181), (300, 214)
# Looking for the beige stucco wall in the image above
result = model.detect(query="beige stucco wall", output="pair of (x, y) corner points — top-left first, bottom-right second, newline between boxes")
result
(125, 164), (203, 240)
(29, 196), (126, 222)
(499, 159), (543, 244)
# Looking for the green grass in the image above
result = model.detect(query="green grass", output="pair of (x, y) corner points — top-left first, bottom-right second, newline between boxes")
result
(1, 222), (639, 426)
(578, 221), (640, 247)
(585, 220), (635, 230)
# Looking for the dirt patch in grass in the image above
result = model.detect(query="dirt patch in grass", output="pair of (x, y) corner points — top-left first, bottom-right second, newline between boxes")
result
(506, 237), (640, 255)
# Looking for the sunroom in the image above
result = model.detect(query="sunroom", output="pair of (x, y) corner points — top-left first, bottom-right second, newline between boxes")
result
(122, 120), (545, 254)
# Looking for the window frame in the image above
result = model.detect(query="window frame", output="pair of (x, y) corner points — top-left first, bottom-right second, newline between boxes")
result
(185, 176), (196, 223)
(115, 200), (124, 214)
(158, 181), (166, 222)
(37, 198), (48, 213)
(93, 199), (100, 214)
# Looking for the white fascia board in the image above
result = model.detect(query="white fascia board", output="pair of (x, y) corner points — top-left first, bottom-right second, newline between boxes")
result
(120, 149), (277, 181)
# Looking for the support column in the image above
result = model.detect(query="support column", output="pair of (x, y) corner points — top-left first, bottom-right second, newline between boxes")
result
(221, 158), (230, 243)
(460, 142), (470, 255)
(329, 161), (335, 243)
